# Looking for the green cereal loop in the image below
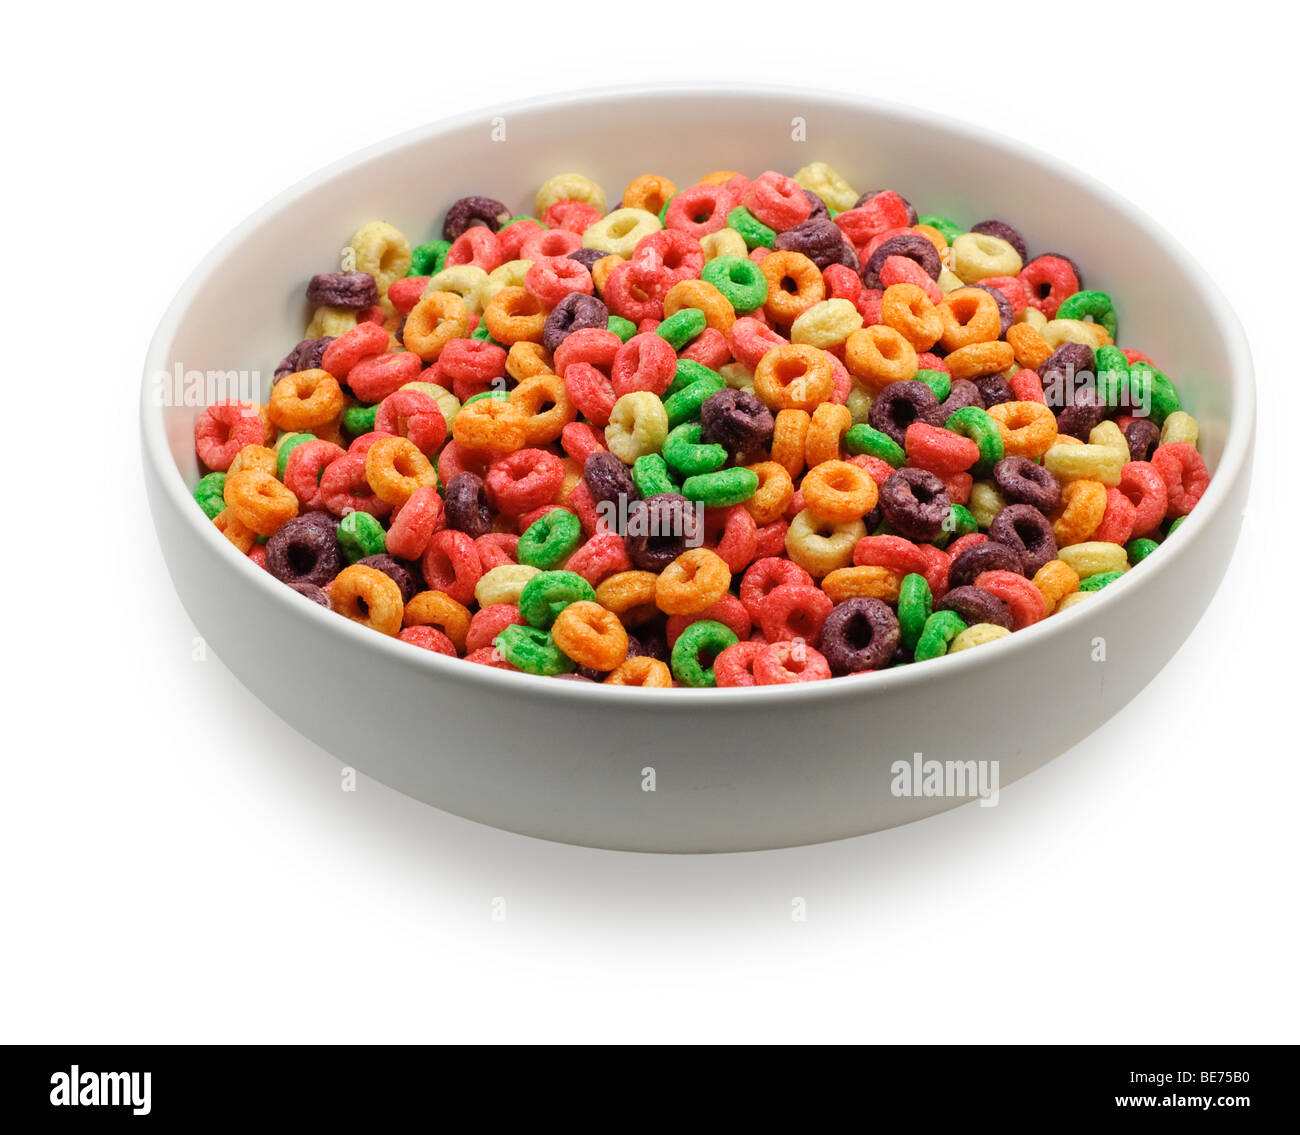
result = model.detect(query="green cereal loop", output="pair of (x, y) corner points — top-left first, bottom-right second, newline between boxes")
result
(914, 368), (952, 403)
(193, 472), (227, 520)
(517, 508), (582, 570)
(1056, 289), (1118, 340)
(680, 467), (759, 507)
(933, 504), (978, 549)
(506, 215), (539, 226)
(897, 572), (933, 652)
(494, 624), (575, 676)
(632, 453), (678, 497)
(663, 374), (726, 428)
(701, 255), (767, 311)
(656, 307), (707, 351)
(916, 215), (963, 245)
(914, 610), (968, 662)
(670, 619), (739, 688)
(471, 321), (505, 347)
(658, 194), (675, 226)
(944, 406), (1004, 476)
(1079, 570), (1125, 592)
(342, 402), (378, 435)
(462, 389), (510, 405)
(1094, 345), (1130, 409)
(518, 570), (596, 629)
(607, 314), (637, 342)
(409, 239), (450, 277)
(667, 359), (723, 397)
(1166, 516), (1187, 536)
(662, 422), (727, 476)
(1126, 537), (1160, 564)
(725, 206), (776, 250)
(827, 207), (839, 220)
(1126, 362), (1180, 427)
(275, 432), (316, 479)
(338, 510), (386, 564)
(845, 423), (906, 468)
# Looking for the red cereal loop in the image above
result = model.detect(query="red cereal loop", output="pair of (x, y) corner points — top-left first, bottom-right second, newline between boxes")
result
(542, 200), (602, 233)
(446, 226), (504, 272)
(1009, 368), (1047, 403)
(563, 530), (632, 586)
(563, 362), (617, 427)
(525, 256), (594, 308)
(744, 171), (812, 232)
(664, 183), (737, 239)
(521, 228), (582, 260)
(754, 641), (832, 684)
(974, 570), (1046, 629)
(553, 327), (621, 377)
(978, 275), (1029, 314)
(466, 604), (529, 653)
(321, 322), (388, 380)
(436, 339), (508, 402)
(827, 351), (852, 405)
(399, 625), (457, 655)
(517, 503), (563, 535)
(388, 277), (429, 314)
(1151, 442), (1209, 518)
(756, 583), (834, 644)
(464, 645), (521, 670)
(703, 505), (760, 574)
(564, 481), (606, 536)
(421, 529), (483, 605)
(1018, 255), (1079, 318)
(946, 532), (987, 559)
(374, 389), (447, 455)
(284, 439), (345, 509)
(603, 258), (670, 323)
(347, 350), (422, 402)
(914, 543), (951, 600)
(1091, 486), (1137, 546)
(856, 288), (884, 325)
(248, 544), (268, 570)
(879, 256), (942, 304)
(1122, 349), (1155, 367)
(680, 327), (731, 370)
(347, 430), (394, 456)
(561, 421), (606, 462)
(917, 351), (948, 373)
(739, 557), (816, 622)
(850, 455), (896, 486)
(728, 316), (788, 371)
(611, 332), (677, 398)
(499, 219), (546, 260)
(485, 449), (565, 515)
(319, 451), (393, 519)
(853, 534), (928, 575)
(386, 485), (445, 559)
(436, 439), (491, 485)
(753, 520), (789, 558)
(713, 641), (765, 687)
(666, 594), (752, 648)
(475, 532), (519, 570)
(356, 305), (386, 326)
(1118, 460), (1169, 537)
(823, 263), (863, 304)
(195, 401), (270, 472)
(943, 471), (973, 505)
(904, 422), (979, 475)
(633, 229), (705, 285)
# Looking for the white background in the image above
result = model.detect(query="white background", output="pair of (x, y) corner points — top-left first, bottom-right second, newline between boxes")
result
(3, 1), (1296, 1043)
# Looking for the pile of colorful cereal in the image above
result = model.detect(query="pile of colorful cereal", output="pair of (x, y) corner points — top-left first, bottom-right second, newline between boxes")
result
(193, 162), (1210, 686)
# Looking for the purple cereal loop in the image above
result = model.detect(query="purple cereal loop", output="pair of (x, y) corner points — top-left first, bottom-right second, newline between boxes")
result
(802, 187), (830, 222)
(567, 248), (608, 272)
(992, 456), (1061, 513)
(1056, 387), (1107, 439)
(583, 452), (639, 511)
(861, 232), (941, 288)
(357, 553), (420, 604)
(700, 389), (775, 464)
(542, 292), (608, 354)
(878, 467), (950, 542)
(972, 373), (1013, 409)
(266, 516), (342, 588)
(627, 624), (669, 663)
(773, 218), (859, 271)
(988, 504), (1059, 576)
(966, 284), (1014, 337)
(937, 378), (985, 420)
(444, 472), (492, 538)
(867, 380), (943, 444)
(948, 540), (1024, 590)
(624, 494), (691, 571)
(936, 585), (1013, 631)
(288, 582), (332, 609)
(442, 195), (511, 242)
(970, 220), (1027, 263)
(820, 597), (900, 674)
(306, 271), (379, 311)
(274, 336), (336, 380)
(1124, 418), (1161, 463)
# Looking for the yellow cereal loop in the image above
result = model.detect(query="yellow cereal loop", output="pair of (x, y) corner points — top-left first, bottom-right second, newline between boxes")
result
(1055, 591), (1095, 612)
(846, 383), (873, 425)
(478, 258), (534, 309)
(938, 267), (966, 294)
(350, 220), (411, 296)
(950, 232), (1023, 283)
(968, 480), (1007, 528)
(1160, 410), (1199, 447)
(425, 265), (490, 313)
(400, 380), (460, 427)
(606, 391), (669, 464)
(793, 161), (859, 212)
(1017, 306), (1048, 331)
(1057, 541), (1128, 578)
(1089, 420), (1130, 462)
(719, 362), (755, 392)
(701, 228), (748, 262)
(535, 173), (607, 217)
(949, 623), (1011, 652)
(1044, 440), (1125, 486)
(1041, 318), (1112, 350)
(582, 207), (662, 257)
(474, 564), (541, 608)
(784, 510), (866, 578)
(790, 298), (864, 350)
(304, 305), (357, 338)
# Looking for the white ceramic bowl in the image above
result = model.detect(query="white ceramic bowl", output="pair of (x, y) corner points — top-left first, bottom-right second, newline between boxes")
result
(142, 85), (1254, 852)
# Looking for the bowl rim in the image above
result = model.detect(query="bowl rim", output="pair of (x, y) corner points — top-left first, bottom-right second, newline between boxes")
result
(141, 81), (1256, 707)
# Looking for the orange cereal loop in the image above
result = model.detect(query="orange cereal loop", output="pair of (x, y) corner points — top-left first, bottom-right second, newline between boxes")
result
(268, 367), (345, 431)
(509, 371), (576, 445)
(913, 224), (948, 254)
(365, 436), (437, 506)
(654, 548), (732, 615)
(880, 283), (942, 351)
(484, 286), (546, 345)
(804, 402), (853, 466)
(594, 571), (660, 626)
(771, 408), (811, 478)
(223, 469), (298, 535)
(403, 590), (471, 651)
(404, 291), (469, 362)
(987, 400), (1058, 458)
(228, 444), (277, 477)
(331, 564), (404, 636)
(801, 459), (878, 523)
(605, 656), (674, 687)
(1006, 322), (1054, 370)
(591, 255), (621, 293)
(760, 250), (826, 326)
(844, 324), (918, 392)
(946, 340), (1015, 381)
(213, 508), (256, 554)
(622, 174), (677, 215)
(506, 340), (553, 381)
(663, 279), (736, 335)
(1052, 480), (1108, 546)
(743, 461), (794, 525)
(551, 601), (630, 671)
(821, 565), (903, 603)
(937, 288), (1001, 351)
(451, 397), (528, 452)
(1032, 559), (1081, 615)
(753, 344), (834, 411)
(700, 169), (741, 186)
